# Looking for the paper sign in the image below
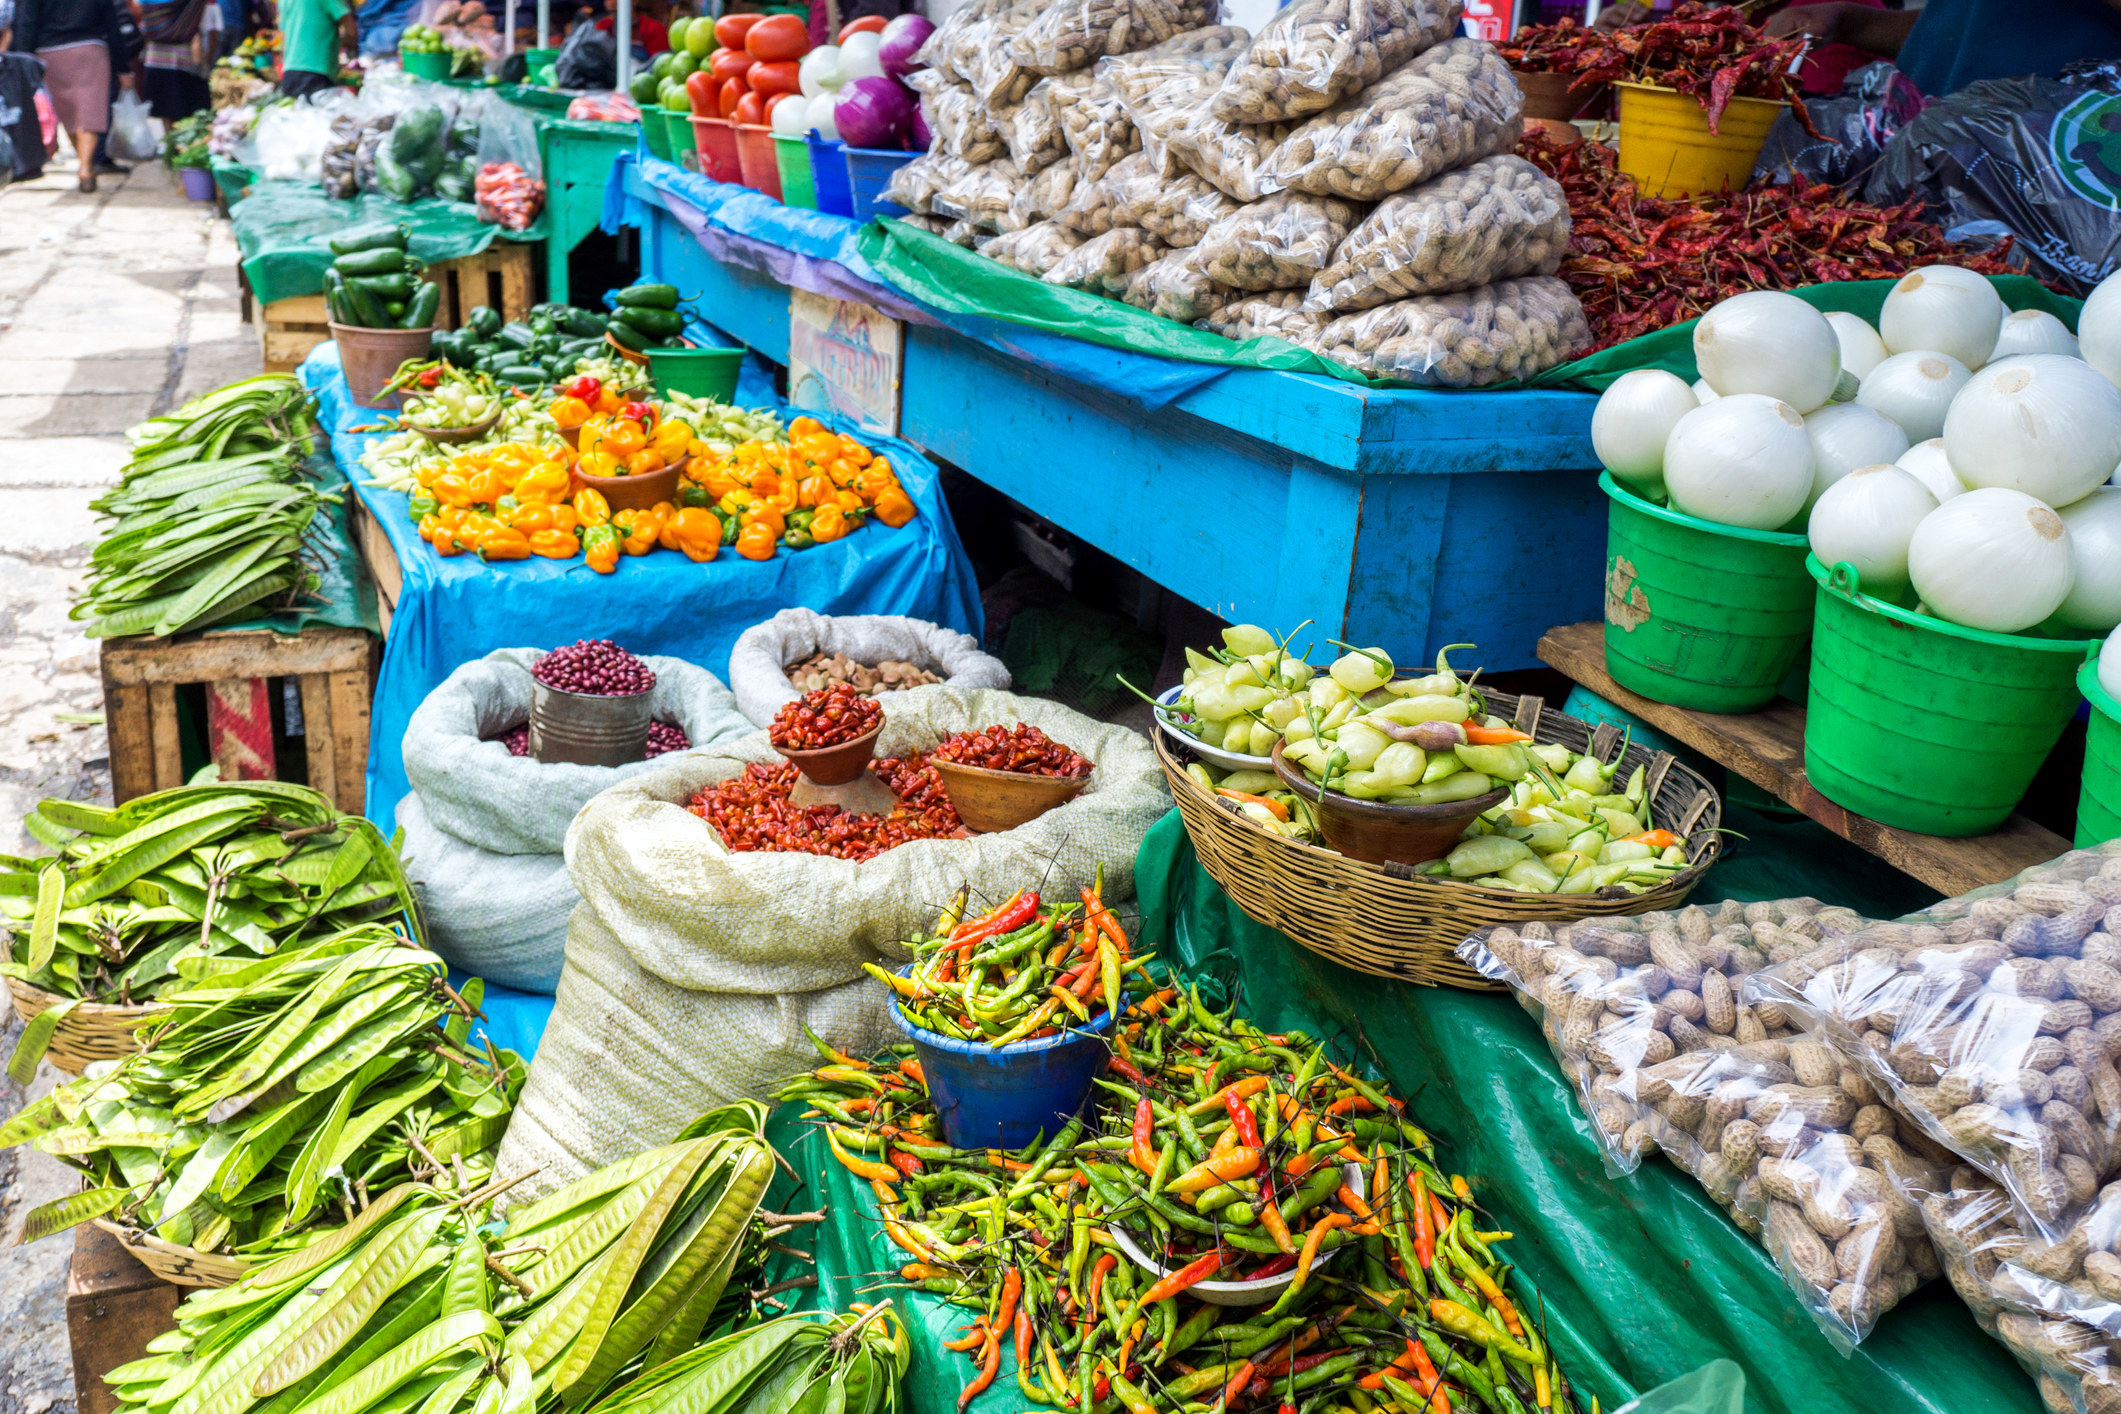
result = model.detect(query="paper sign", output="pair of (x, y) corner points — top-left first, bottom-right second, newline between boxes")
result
(787, 290), (903, 437)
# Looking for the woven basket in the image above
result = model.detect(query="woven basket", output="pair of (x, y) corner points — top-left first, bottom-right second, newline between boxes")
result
(1157, 688), (1723, 989)
(5, 979), (161, 1075)
(92, 1217), (247, 1287)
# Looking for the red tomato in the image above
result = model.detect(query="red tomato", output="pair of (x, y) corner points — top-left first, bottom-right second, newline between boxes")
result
(718, 76), (748, 118)
(713, 12), (761, 50)
(708, 46), (755, 82)
(746, 59), (800, 96)
(733, 90), (765, 125)
(683, 70), (718, 115)
(837, 15), (886, 41)
(744, 13), (808, 61)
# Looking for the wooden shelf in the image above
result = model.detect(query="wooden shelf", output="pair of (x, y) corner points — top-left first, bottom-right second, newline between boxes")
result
(1537, 621), (2070, 898)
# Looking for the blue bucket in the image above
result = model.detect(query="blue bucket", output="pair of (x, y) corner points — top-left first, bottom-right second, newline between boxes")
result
(844, 145), (918, 220)
(887, 973), (1119, 1151)
(807, 134), (854, 217)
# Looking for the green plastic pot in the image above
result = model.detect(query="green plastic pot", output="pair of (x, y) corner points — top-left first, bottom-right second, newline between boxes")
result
(648, 346), (744, 402)
(639, 110), (674, 160)
(2082, 655), (2120, 848)
(1804, 556), (2099, 838)
(663, 109), (698, 167)
(1599, 472), (1814, 714)
(773, 133), (816, 208)
(401, 48), (452, 80)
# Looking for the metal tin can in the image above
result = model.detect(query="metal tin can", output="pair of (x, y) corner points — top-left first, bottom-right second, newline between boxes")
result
(530, 680), (653, 766)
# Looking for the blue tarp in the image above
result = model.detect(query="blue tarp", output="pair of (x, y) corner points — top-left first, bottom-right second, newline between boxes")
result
(300, 341), (984, 834)
(607, 150), (1241, 410)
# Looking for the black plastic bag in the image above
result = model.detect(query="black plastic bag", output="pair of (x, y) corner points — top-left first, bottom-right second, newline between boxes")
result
(552, 23), (616, 92)
(1754, 62), (1923, 190)
(1863, 73), (2121, 293)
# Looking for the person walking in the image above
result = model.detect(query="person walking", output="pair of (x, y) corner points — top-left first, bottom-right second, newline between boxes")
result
(9, 0), (130, 190)
(139, 0), (216, 119)
(273, 0), (350, 96)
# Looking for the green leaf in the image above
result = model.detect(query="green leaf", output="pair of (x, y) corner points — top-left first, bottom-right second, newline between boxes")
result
(7, 997), (80, 1085)
(283, 1083), (355, 1226)
(22, 1185), (125, 1243)
(285, 1309), (501, 1414)
(252, 1208), (451, 1395)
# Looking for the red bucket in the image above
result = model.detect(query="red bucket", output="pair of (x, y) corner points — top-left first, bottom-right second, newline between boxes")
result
(735, 123), (784, 201)
(690, 115), (744, 185)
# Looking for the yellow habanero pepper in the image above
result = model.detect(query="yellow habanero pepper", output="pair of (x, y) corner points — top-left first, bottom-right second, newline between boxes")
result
(573, 487), (611, 527)
(578, 450), (622, 479)
(650, 419), (693, 460)
(810, 502), (849, 543)
(662, 507), (722, 563)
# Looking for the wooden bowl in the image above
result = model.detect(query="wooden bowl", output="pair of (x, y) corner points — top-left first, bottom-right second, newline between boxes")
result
(1270, 741), (1505, 867)
(931, 758), (1091, 833)
(411, 408), (502, 444)
(1513, 68), (1605, 121)
(570, 455), (686, 512)
(776, 721), (884, 786)
(605, 332), (652, 367)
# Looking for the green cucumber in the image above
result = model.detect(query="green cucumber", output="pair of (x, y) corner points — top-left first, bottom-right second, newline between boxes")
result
(328, 225), (409, 256)
(605, 318), (648, 351)
(333, 247), (413, 278)
(615, 283), (680, 309)
(614, 305), (685, 339)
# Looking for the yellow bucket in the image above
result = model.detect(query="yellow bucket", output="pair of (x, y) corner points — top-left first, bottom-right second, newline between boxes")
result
(1615, 82), (1786, 198)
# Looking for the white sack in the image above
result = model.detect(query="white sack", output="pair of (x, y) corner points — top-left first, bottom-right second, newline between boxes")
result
(396, 795), (576, 994)
(726, 608), (1013, 729)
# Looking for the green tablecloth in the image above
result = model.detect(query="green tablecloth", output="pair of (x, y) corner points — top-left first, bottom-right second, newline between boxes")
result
(231, 179), (547, 307)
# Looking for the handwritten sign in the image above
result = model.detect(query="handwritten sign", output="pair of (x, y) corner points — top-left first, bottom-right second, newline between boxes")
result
(787, 290), (903, 437)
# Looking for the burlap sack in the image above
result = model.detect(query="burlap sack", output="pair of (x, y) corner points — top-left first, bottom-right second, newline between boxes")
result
(494, 688), (1171, 1196)
(727, 608), (1012, 728)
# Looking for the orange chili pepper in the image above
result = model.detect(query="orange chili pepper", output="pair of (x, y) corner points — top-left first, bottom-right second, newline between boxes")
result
(1216, 788), (1290, 820)
(1167, 1148), (1261, 1193)
(811, 502), (849, 543)
(1462, 724), (1533, 745)
(827, 1126), (899, 1184)
(1624, 828), (1681, 850)
(734, 520), (777, 561)
(527, 528), (579, 559)
(584, 534), (620, 574)
(942, 1323), (988, 1353)
(600, 420), (647, 457)
(573, 487), (610, 526)
(872, 486), (916, 528)
(1258, 1197), (1297, 1255)
(625, 448), (664, 476)
(548, 395), (591, 429)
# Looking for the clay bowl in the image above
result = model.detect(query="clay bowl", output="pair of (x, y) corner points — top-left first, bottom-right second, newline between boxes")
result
(605, 331), (652, 367)
(930, 758), (1090, 833)
(1512, 68), (1606, 121)
(569, 455), (687, 512)
(411, 408), (502, 444)
(775, 721), (884, 786)
(1270, 741), (1505, 867)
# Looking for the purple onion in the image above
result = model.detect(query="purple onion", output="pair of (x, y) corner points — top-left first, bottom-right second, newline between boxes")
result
(878, 12), (934, 80)
(533, 639), (657, 697)
(909, 104), (932, 151)
(832, 76), (914, 150)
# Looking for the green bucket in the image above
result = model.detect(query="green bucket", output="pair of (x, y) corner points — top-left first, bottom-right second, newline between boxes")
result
(663, 109), (699, 167)
(1599, 472), (1814, 714)
(2081, 655), (2120, 847)
(774, 133), (816, 208)
(649, 346), (745, 402)
(1804, 556), (2099, 838)
(639, 111), (674, 161)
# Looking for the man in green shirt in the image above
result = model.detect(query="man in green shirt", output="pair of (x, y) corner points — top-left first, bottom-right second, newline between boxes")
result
(276, 0), (349, 96)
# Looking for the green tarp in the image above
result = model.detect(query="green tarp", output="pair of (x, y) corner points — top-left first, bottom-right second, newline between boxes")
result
(774, 811), (2044, 1414)
(232, 179), (546, 307)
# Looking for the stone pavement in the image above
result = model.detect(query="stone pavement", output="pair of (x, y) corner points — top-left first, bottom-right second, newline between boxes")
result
(0, 156), (260, 1414)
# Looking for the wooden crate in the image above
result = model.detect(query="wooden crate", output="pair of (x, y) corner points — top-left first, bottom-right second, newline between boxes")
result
(100, 626), (379, 813)
(428, 241), (538, 331)
(350, 493), (404, 635)
(256, 293), (332, 374)
(69, 1225), (180, 1414)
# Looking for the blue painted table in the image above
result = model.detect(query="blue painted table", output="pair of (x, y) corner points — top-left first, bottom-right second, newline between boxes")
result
(624, 163), (1607, 671)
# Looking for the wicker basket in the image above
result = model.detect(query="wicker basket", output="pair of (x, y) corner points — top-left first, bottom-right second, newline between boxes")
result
(1157, 688), (1723, 989)
(5, 978), (162, 1075)
(92, 1217), (247, 1287)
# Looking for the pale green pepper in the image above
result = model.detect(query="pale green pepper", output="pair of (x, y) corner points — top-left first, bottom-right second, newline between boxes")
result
(1222, 623), (1278, 656)
(1369, 741), (1427, 790)
(1333, 721), (1392, 771)
(1500, 858), (1562, 891)
(1456, 742), (1534, 780)
(1447, 835), (1534, 878)
(1364, 694), (1468, 727)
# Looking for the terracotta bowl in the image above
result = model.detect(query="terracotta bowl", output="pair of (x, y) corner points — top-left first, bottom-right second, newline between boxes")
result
(605, 331), (652, 366)
(1270, 741), (1505, 867)
(1513, 68), (1605, 121)
(569, 455), (686, 512)
(411, 408), (502, 444)
(931, 758), (1091, 833)
(776, 721), (884, 787)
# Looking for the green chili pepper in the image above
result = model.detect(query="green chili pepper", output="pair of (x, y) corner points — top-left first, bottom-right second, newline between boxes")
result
(1432, 1299), (1538, 1364)
(1161, 1301), (1220, 1361)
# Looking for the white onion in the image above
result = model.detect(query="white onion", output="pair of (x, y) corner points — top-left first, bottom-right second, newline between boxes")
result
(770, 93), (810, 135)
(1691, 378), (1719, 403)
(2102, 625), (2121, 701)
(837, 31), (887, 82)
(1855, 350), (1971, 442)
(1662, 394), (1816, 531)
(1825, 312), (1889, 380)
(1802, 403), (1910, 511)
(799, 45), (844, 97)
(2055, 488), (2121, 631)
(1942, 353), (2121, 509)
(1880, 265), (2004, 369)
(1906, 487), (2077, 632)
(808, 102), (841, 141)
(1990, 308), (2080, 362)
(2082, 270), (2121, 390)
(1692, 291), (1842, 413)
(1896, 438), (1967, 504)
(1592, 370), (1697, 489)
(1808, 463), (1938, 593)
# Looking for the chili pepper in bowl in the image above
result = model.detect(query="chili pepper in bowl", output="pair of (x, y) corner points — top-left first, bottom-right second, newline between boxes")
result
(931, 723), (1093, 779)
(770, 683), (885, 750)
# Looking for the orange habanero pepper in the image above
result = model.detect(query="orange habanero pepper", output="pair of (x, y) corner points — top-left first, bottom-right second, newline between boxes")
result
(735, 520), (777, 561)
(573, 487), (611, 527)
(872, 487), (917, 528)
(662, 507), (722, 562)
(528, 528), (579, 559)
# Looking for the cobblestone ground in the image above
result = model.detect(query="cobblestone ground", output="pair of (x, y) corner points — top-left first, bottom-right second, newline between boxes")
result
(0, 155), (260, 1413)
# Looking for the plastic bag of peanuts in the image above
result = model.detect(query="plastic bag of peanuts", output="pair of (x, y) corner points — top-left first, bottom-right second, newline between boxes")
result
(929, 158), (1023, 232)
(929, 0), (1012, 86)
(1305, 154), (1570, 312)
(974, 0), (1048, 106)
(1120, 246), (1232, 323)
(1747, 840), (2121, 1247)
(1053, 65), (1140, 179)
(1194, 189), (1364, 291)
(1253, 37), (1525, 202)
(1460, 899), (1946, 1350)
(1166, 109), (1296, 202)
(1055, 149), (1156, 236)
(1111, 162), (1236, 246)
(1105, 25), (1252, 175)
(1006, 0), (1220, 78)
(983, 220), (1086, 277)
(1040, 225), (1166, 297)
(1208, 0), (1464, 124)
(1314, 276), (1591, 387)
(910, 70), (1009, 164)
(1006, 79), (1072, 174)
(1201, 290), (1329, 346)
(1012, 155), (1083, 226)
(879, 151), (973, 217)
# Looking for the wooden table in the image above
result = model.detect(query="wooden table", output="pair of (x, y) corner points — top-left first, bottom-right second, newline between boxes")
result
(1538, 620), (2070, 897)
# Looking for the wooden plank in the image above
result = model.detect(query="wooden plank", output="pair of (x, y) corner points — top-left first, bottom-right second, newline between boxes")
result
(497, 242), (537, 320)
(327, 666), (372, 813)
(350, 494), (402, 631)
(101, 674), (155, 806)
(147, 683), (181, 794)
(102, 628), (375, 685)
(262, 294), (331, 324)
(69, 1226), (180, 1414)
(1537, 620), (2071, 896)
(299, 672), (338, 810)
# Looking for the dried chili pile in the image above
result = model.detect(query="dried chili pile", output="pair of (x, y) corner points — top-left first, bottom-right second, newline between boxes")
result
(688, 754), (962, 860)
(932, 723), (1095, 778)
(769, 683), (884, 750)
(1502, 4), (1810, 133)
(1519, 130), (2022, 352)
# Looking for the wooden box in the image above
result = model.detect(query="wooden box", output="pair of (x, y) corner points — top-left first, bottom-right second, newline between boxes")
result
(255, 293), (333, 375)
(100, 626), (379, 813)
(247, 242), (539, 374)
(68, 1225), (179, 1414)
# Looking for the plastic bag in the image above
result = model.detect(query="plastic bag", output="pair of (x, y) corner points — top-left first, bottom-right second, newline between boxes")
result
(912, 69), (1007, 164)
(552, 19), (616, 91)
(1209, 0), (1465, 124)
(929, 0), (1013, 86)
(1121, 245), (1232, 322)
(1754, 61), (1922, 191)
(109, 89), (160, 163)
(1611, 1361), (1746, 1414)
(1315, 274), (1590, 386)
(1194, 188), (1363, 291)
(321, 113), (366, 198)
(975, 0), (1048, 106)
(1006, 80), (1071, 174)
(1042, 225), (1166, 296)
(1007, 0), (1220, 78)
(983, 219), (1086, 275)
(1202, 290), (1329, 344)
(1256, 37), (1523, 201)
(898, 213), (954, 235)
(1055, 149), (1154, 234)
(248, 92), (353, 182)
(879, 150), (972, 215)
(930, 156), (1022, 230)
(1012, 155), (1082, 225)
(1305, 153), (1569, 312)
(1053, 65), (1139, 179)
(1747, 840), (2121, 1243)
(1167, 109), (1295, 202)
(1105, 25), (1251, 175)
(940, 218), (983, 246)
(1112, 163), (1235, 246)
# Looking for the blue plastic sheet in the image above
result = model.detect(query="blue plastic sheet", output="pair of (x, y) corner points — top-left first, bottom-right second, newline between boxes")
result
(610, 151), (1235, 409)
(453, 971), (554, 1061)
(299, 341), (984, 833)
